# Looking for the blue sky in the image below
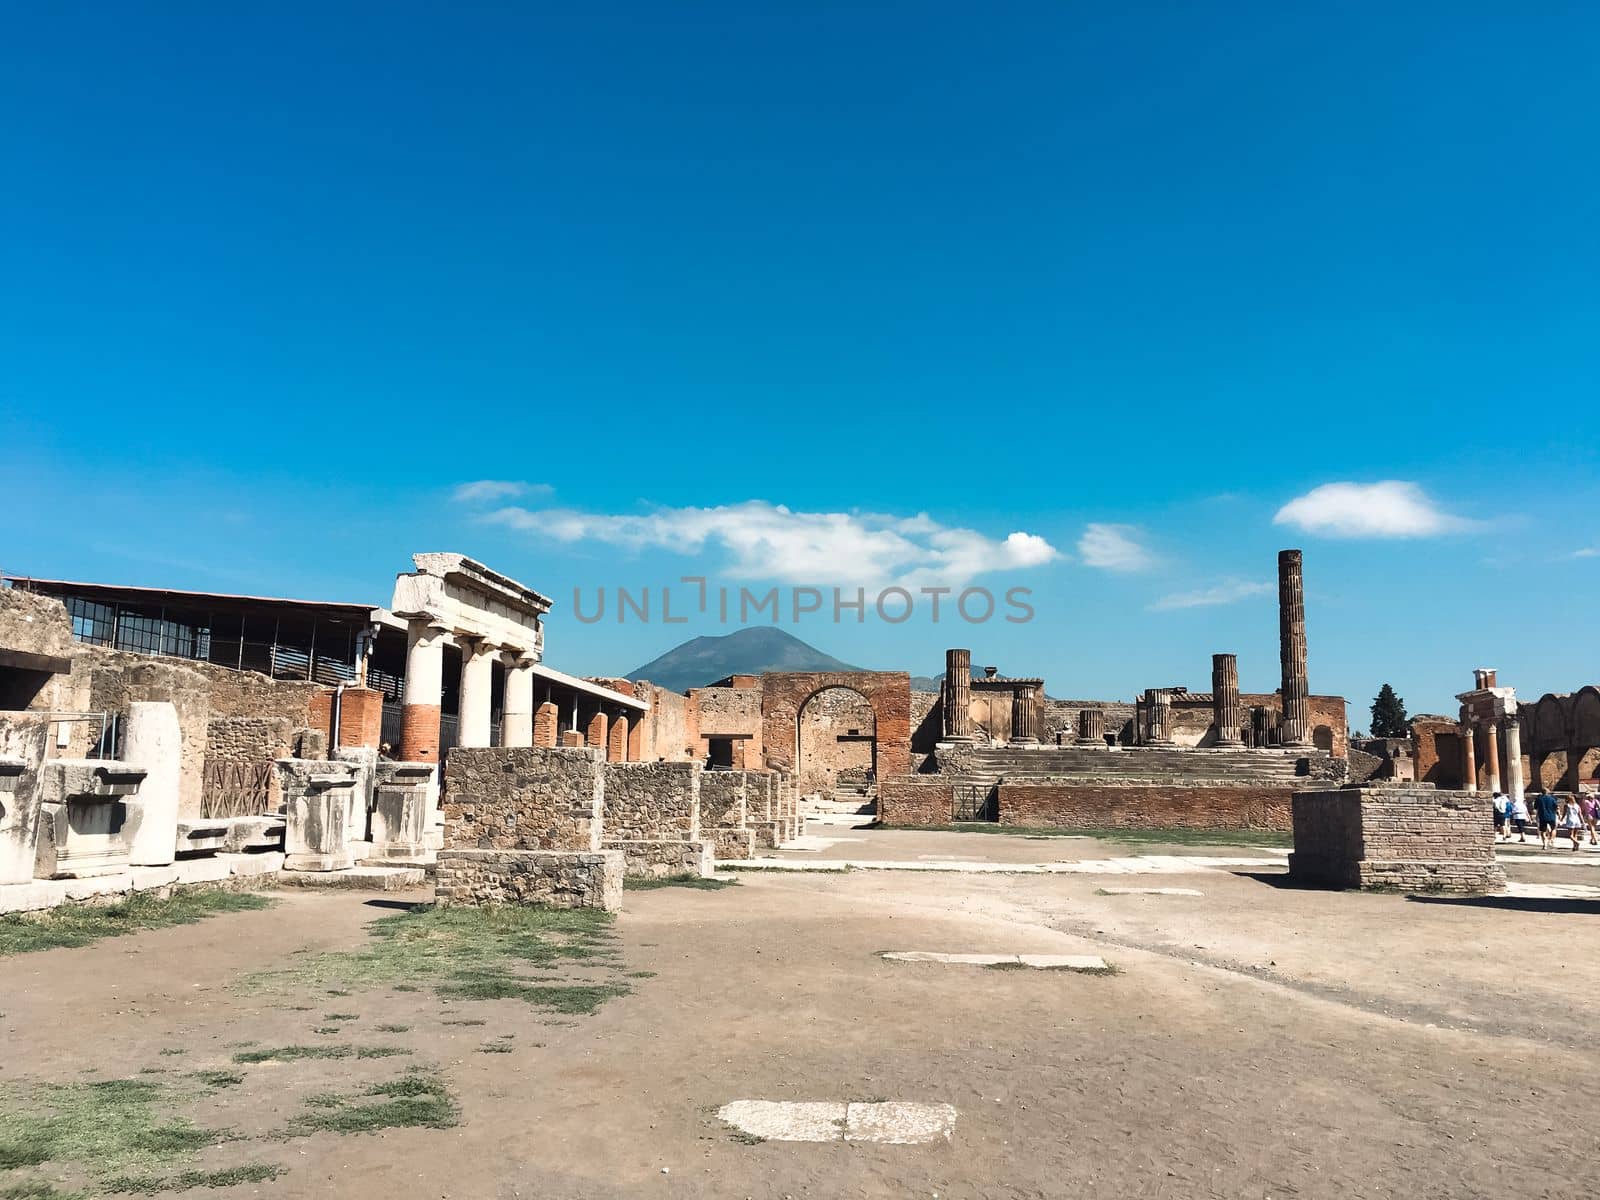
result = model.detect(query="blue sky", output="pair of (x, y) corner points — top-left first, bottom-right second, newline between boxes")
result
(4, 2), (1597, 719)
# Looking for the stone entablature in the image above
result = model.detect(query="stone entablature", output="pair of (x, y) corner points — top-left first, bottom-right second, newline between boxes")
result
(390, 552), (552, 655)
(1288, 785), (1505, 893)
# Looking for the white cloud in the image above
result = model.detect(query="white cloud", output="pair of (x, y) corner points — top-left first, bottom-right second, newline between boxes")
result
(1273, 481), (1474, 538)
(1149, 579), (1274, 612)
(481, 500), (1057, 587)
(1568, 547), (1599, 559)
(452, 480), (552, 505)
(1076, 523), (1154, 572)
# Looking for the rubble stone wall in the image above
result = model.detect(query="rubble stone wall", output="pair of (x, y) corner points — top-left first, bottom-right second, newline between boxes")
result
(442, 746), (604, 852)
(601, 761), (700, 840)
(435, 848), (622, 911)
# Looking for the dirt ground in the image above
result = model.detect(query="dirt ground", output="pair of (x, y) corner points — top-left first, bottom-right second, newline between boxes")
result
(4, 828), (1599, 1199)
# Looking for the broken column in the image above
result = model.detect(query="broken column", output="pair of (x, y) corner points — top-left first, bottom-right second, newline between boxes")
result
(34, 761), (146, 879)
(1010, 685), (1039, 745)
(1277, 549), (1311, 747)
(437, 746), (622, 910)
(1144, 688), (1175, 746)
(1211, 654), (1244, 748)
(277, 759), (359, 872)
(943, 649), (973, 741)
(1459, 719), (1478, 792)
(1075, 708), (1107, 747)
(123, 701), (182, 866)
(369, 761), (436, 864)
(0, 717), (51, 885)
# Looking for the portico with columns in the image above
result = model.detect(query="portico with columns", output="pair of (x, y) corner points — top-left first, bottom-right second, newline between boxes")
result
(1456, 667), (1524, 799)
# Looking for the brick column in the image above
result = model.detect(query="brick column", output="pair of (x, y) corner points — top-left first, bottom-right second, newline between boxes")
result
(458, 639), (496, 749)
(501, 654), (536, 747)
(1504, 714), (1525, 801)
(943, 648), (973, 741)
(1459, 721), (1478, 792)
(1484, 720), (1501, 793)
(607, 713), (628, 762)
(1211, 653), (1243, 747)
(533, 701), (559, 748)
(1010, 685), (1038, 744)
(1277, 549), (1311, 747)
(586, 708), (608, 751)
(400, 621), (445, 763)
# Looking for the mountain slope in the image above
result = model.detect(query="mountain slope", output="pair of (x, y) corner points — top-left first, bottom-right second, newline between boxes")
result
(626, 627), (862, 693)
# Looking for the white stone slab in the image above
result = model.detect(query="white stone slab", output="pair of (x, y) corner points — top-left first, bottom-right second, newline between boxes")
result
(733, 854), (1281, 876)
(129, 865), (180, 890)
(1097, 886), (1204, 896)
(845, 1102), (958, 1144)
(718, 1100), (956, 1144)
(224, 852), (287, 878)
(1503, 881), (1600, 900)
(882, 951), (1109, 972)
(174, 857), (232, 884)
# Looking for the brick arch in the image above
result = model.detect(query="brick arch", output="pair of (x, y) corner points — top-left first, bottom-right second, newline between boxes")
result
(1572, 686), (1600, 749)
(760, 671), (911, 782)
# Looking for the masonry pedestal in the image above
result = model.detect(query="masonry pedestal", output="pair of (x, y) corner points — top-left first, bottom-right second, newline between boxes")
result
(277, 759), (359, 872)
(369, 761), (435, 864)
(1288, 785), (1505, 893)
(34, 761), (147, 879)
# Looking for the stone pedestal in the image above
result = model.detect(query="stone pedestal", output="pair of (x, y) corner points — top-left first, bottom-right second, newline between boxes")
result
(1211, 654), (1244, 747)
(943, 649), (973, 741)
(34, 761), (146, 879)
(1075, 708), (1107, 747)
(1277, 550), (1311, 747)
(0, 751), (43, 885)
(123, 701), (182, 866)
(370, 761), (435, 863)
(601, 837), (715, 880)
(277, 759), (359, 872)
(1288, 785), (1505, 893)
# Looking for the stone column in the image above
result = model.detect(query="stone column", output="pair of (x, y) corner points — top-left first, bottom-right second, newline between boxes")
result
(1211, 653), (1243, 747)
(1145, 688), (1175, 745)
(1459, 721), (1478, 792)
(458, 639), (496, 749)
(943, 648), (973, 741)
(1010, 685), (1038, 744)
(501, 653), (536, 747)
(1484, 720), (1501, 793)
(1277, 549), (1311, 747)
(123, 701), (181, 866)
(1075, 708), (1106, 746)
(1504, 714), (1525, 801)
(1250, 706), (1272, 748)
(400, 621), (446, 763)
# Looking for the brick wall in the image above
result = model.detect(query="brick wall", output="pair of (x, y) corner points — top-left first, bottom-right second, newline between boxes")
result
(600, 760), (701, 840)
(997, 782), (1294, 831)
(878, 776), (954, 826)
(1289, 786), (1504, 892)
(441, 745), (604, 851)
(760, 671), (911, 779)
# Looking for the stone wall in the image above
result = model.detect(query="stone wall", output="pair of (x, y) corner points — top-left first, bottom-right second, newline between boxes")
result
(795, 686), (875, 793)
(600, 837), (714, 880)
(698, 770), (748, 827)
(435, 848), (622, 910)
(600, 760), (700, 839)
(628, 680), (697, 762)
(1288, 785), (1505, 892)
(689, 682), (762, 766)
(441, 746), (604, 851)
(998, 782), (1295, 832)
(877, 776), (954, 826)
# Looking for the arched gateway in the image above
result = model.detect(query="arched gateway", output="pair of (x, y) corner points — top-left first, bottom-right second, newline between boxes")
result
(759, 671), (911, 787)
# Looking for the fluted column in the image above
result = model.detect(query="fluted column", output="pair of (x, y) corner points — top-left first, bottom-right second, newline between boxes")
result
(1076, 708), (1106, 746)
(1504, 715), (1525, 803)
(1145, 688), (1174, 746)
(400, 621), (446, 762)
(943, 648), (973, 741)
(501, 652), (536, 747)
(1011, 685), (1038, 744)
(1459, 721), (1478, 792)
(1250, 706), (1272, 748)
(458, 639), (496, 749)
(1212, 653), (1243, 747)
(1277, 549), (1311, 746)
(1484, 719), (1501, 793)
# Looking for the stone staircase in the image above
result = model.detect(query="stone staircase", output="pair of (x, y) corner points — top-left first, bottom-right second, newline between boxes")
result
(803, 785), (878, 829)
(946, 745), (1346, 798)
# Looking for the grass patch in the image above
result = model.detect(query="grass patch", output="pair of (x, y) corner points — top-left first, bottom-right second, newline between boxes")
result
(440, 1018), (486, 1027)
(286, 1070), (457, 1135)
(0, 892), (272, 957)
(0, 1182), (88, 1199)
(310, 1026), (341, 1035)
(878, 822), (1291, 849)
(477, 1041), (513, 1054)
(103, 1164), (283, 1194)
(625, 970), (656, 979)
(623, 875), (739, 891)
(322, 1012), (358, 1021)
(244, 904), (629, 1016)
(189, 1071), (244, 1090)
(0, 1078), (224, 1178)
(373, 1023), (410, 1033)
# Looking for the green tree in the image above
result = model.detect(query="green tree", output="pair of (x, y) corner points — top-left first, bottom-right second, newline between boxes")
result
(1370, 684), (1409, 739)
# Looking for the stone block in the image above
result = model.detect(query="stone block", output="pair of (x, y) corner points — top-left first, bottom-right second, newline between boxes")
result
(711, 826), (755, 861)
(277, 758), (359, 872)
(370, 761), (435, 863)
(602, 837), (714, 880)
(442, 746), (604, 851)
(601, 761), (701, 840)
(173, 820), (229, 856)
(124, 701), (182, 866)
(221, 816), (285, 853)
(434, 848), (623, 911)
(1288, 785), (1506, 893)
(34, 760), (145, 879)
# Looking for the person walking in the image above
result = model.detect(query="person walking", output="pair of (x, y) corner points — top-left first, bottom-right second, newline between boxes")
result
(1492, 791), (1509, 842)
(1509, 790), (1531, 843)
(1560, 794), (1586, 851)
(1535, 788), (1562, 850)
(1580, 792), (1600, 847)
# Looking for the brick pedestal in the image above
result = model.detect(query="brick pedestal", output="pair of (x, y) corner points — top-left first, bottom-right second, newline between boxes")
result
(1288, 785), (1505, 893)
